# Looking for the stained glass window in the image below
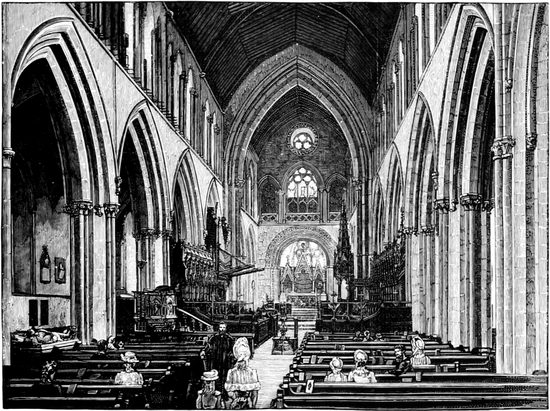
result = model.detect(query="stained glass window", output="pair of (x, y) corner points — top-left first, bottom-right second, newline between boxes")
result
(288, 125), (318, 156)
(287, 167), (318, 213)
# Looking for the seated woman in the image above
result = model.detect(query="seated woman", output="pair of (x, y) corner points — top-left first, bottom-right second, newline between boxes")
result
(352, 331), (363, 341)
(410, 336), (431, 366)
(225, 337), (261, 409)
(114, 352), (147, 408)
(32, 360), (62, 396)
(362, 330), (374, 342)
(324, 357), (347, 382)
(348, 350), (377, 383)
(196, 370), (225, 409)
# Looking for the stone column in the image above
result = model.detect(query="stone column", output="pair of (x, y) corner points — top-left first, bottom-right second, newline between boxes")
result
(190, 88), (198, 150)
(64, 200), (93, 343)
(2, 148), (15, 365)
(434, 198), (451, 342)
(214, 124), (221, 175)
(104, 203), (119, 338)
(179, 73), (187, 133)
(491, 137), (509, 372)
(207, 114), (214, 166)
(278, 190), (286, 224)
(421, 225), (435, 334)
(501, 136), (515, 372)
(353, 179), (363, 280)
(162, 229), (172, 286)
(480, 200), (493, 348)
(140, 228), (156, 290)
(460, 194), (482, 349)
(320, 187), (329, 222)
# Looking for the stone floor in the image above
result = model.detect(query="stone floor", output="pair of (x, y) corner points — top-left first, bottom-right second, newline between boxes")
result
(249, 329), (309, 409)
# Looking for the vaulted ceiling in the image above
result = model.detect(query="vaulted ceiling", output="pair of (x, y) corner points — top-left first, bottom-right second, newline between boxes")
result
(250, 86), (345, 155)
(167, 2), (401, 108)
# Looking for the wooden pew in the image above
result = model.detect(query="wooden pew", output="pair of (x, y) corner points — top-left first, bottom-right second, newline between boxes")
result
(4, 383), (145, 409)
(277, 380), (548, 409)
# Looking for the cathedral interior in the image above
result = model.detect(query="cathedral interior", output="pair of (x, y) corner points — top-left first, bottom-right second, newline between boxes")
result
(1, 2), (549, 409)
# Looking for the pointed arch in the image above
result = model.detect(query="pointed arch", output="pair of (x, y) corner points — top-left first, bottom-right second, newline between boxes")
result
(172, 150), (203, 245)
(405, 92), (436, 229)
(385, 145), (404, 243)
(372, 178), (386, 253)
(10, 17), (116, 204)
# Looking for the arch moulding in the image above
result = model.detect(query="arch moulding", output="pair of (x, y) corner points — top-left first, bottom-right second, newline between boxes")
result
(264, 226), (337, 268)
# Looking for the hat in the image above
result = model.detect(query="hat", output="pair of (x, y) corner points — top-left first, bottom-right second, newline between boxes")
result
(120, 351), (139, 363)
(233, 337), (251, 360)
(201, 370), (219, 381)
(329, 357), (343, 371)
(412, 336), (425, 350)
(353, 349), (368, 363)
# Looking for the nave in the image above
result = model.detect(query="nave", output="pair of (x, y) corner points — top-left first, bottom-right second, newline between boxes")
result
(2, 2), (549, 409)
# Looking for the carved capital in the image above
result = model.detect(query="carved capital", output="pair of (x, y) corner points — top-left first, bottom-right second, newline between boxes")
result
(103, 203), (120, 217)
(207, 114), (214, 124)
(388, 82), (395, 92)
(140, 228), (157, 239)
(492, 136), (516, 160)
(64, 200), (93, 216)
(526, 132), (537, 151)
(2, 148), (15, 168)
(93, 204), (104, 217)
(501, 136), (516, 158)
(460, 194), (483, 211)
(482, 199), (494, 213)
(190, 87), (198, 98)
(162, 229), (173, 239)
(214, 124), (221, 135)
(420, 225), (435, 236)
(401, 226), (417, 237)
(352, 178), (362, 188)
(201, 103), (207, 112)
(433, 198), (451, 214)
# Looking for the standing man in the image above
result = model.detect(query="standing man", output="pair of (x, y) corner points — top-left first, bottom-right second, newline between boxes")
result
(201, 321), (235, 394)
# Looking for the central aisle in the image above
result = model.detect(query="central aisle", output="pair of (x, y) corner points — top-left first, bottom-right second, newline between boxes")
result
(249, 329), (308, 409)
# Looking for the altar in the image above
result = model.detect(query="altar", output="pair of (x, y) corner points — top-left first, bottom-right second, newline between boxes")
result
(278, 241), (328, 308)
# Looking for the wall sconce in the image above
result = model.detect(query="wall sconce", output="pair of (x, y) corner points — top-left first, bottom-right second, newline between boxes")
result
(39, 245), (51, 284)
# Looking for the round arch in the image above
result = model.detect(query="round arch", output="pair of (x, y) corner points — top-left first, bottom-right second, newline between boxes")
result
(264, 226), (337, 268)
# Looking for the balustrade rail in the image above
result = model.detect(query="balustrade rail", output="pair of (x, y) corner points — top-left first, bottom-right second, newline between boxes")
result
(260, 213), (278, 224)
(285, 213), (320, 223)
(318, 301), (382, 321)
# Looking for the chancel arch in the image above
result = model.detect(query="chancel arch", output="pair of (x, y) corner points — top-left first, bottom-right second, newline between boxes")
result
(263, 226), (337, 305)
